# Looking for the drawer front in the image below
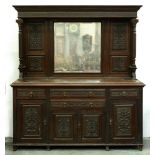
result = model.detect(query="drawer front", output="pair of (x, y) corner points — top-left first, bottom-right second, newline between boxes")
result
(16, 88), (46, 99)
(50, 89), (105, 98)
(110, 89), (139, 97)
(50, 100), (105, 108)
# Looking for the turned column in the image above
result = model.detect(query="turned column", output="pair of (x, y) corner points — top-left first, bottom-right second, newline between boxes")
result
(16, 18), (25, 80)
(130, 18), (139, 79)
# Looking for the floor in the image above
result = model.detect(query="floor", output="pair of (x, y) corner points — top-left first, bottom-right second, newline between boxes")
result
(5, 138), (150, 155)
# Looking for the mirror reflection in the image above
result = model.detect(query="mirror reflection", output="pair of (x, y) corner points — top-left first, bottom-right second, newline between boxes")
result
(54, 22), (101, 73)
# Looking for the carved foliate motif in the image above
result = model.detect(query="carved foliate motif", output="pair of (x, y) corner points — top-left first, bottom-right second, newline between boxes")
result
(56, 116), (72, 138)
(83, 116), (99, 137)
(28, 24), (43, 49)
(112, 23), (128, 50)
(23, 107), (40, 135)
(28, 56), (44, 71)
(116, 107), (131, 136)
(112, 56), (128, 72)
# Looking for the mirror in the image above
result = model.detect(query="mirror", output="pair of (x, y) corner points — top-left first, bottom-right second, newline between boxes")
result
(54, 22), (101, 73)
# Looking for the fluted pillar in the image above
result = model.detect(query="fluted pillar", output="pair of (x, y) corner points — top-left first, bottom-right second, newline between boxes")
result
(16, 18), (25, 80)
(130, 18), (138, 79)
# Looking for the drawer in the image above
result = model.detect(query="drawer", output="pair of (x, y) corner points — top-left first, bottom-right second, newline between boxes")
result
(50, 99), (105, 108)
(110, 89), (139, 97)
(16, 88), (46, 99)
(50, 89), (105, 98)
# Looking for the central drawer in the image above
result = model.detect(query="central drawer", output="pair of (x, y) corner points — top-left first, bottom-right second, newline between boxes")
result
(50, 89), (105, 98)
(50, 99), (105, 109)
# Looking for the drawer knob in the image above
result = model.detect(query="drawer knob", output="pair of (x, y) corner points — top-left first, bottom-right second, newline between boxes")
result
(63, 102), (67, 107)
(89, 102), (93, 107)
(121, 91), (127, 96)
(89, 91), (94, 96)
(29, 91), (33, 97)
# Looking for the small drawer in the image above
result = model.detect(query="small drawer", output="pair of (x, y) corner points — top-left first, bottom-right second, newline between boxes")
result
(16, 88), (46, 99)
(50, 89), (105, 98)
(110, 89), (139, 97)
(50, 99), (105, 108)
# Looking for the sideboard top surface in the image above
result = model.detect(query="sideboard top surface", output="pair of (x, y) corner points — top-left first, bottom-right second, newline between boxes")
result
(11, 77), (145, 87)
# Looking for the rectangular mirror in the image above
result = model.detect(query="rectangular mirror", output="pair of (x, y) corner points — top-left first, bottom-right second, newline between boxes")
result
(54, 22), (101, 73)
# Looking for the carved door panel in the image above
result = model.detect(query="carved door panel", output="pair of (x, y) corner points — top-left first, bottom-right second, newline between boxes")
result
(109, 100), (138, 143)
(16, 100), (45, 143)
(49, 111), (77, 143)
(79, 110), (105, 143)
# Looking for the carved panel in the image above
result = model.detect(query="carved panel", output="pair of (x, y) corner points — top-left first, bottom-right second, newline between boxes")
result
(83, 115), (99, 138)
(116, 107), (131, 136)
(23, 106), (40, 136)
(111, 56), (128, 72)
(27, 56), (44, 72)
(55, 115), (73, 138)
(112, 22), (128, 50)
(28, 23), (43, 50)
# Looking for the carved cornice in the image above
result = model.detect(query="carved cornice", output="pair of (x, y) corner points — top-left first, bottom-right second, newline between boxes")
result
(13, 5), (142, 18)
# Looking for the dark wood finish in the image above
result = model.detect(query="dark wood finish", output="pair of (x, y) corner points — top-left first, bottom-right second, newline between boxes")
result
(12, 5), (144, 150)
(13, 5), (141, 18)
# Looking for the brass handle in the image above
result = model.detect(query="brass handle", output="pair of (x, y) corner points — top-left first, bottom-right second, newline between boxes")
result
(121, 91), (127, 96)
(63, 102), (67, 107)
(89, 91), (94, 96)
(29, 91), (33, 97)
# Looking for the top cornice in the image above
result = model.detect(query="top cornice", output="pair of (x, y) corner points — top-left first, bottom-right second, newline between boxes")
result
(13, 5), (142, 18)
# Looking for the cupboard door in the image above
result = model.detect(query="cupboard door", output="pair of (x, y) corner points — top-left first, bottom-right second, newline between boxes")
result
(16, 100), (45, 143)
(79, 110), (105, 143)
(109, 100), (138, 143)
(49, 111), (77, 143)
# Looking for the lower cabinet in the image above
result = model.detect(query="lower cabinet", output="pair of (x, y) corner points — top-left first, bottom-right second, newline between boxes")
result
(12, 86), (143, 150)
(15, 100), (46, 143)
